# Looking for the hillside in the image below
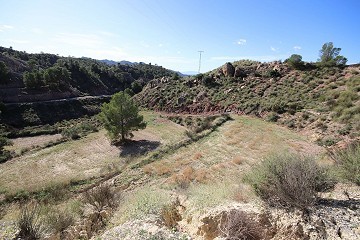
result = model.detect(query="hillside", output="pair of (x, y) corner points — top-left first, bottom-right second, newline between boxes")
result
(0, 50), (359, 240)
(0, 46), (177, 103)
(0, 46), (178, 127)
(136, 60), (360, 147)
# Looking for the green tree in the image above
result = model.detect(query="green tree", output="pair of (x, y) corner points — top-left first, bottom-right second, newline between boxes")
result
(285, 54), (304, 69)
(23, 71), (44, 89)
(318, 42), (347, 67)
(0, 61), (10, 84)
(99, 92), (146, 143)
(44, 66), (71, 89)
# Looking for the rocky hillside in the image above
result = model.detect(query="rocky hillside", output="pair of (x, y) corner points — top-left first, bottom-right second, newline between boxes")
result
(136, 60), (360, 147)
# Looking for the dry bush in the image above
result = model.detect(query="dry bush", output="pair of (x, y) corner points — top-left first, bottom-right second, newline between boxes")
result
(246, 153), (336, 209)
(83, 184), (118, 211)
(232, 156), (243, 165)
(161, 202), (182, 229)
(45, 208), (74, 235)
(153, 164), (171, 176)
(219, 209), (263, 240)
(143, 165), (154, 175)
(182, 166), (195, 180)
(194, 168), (210, 183)
(16, 202), (44, 240)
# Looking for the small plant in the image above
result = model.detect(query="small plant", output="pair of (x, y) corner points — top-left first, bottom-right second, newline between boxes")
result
(161, 202), (182, 229)
(331, 143), (360, 185)
(16, 202), (44, 240)
(245, 153), (336, 210)
(265, 112), (279, 122)
(83, 184), (117, 211)
(45, 208), (74, 236)
(219, 209), (263, 240)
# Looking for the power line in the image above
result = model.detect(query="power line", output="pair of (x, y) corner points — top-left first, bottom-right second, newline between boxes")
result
(198, 50), (204, 73)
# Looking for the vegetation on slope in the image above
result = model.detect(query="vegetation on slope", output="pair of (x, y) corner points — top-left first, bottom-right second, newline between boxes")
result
(136, 59), (360, 145)
(0, 46), (176, 99)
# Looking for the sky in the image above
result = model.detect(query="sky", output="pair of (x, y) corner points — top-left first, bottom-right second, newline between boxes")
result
(1, 0), (359, 73)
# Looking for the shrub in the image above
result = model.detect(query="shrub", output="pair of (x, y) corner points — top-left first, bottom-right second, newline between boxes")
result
(219, 209), (263, 240)
(161, 202), (182, 229)
(61, 121), (98, 140)
(0, 136), (12, 163)
(83, 184), (117, 211)
(245, 153), (336, 209)
(45, 208), (74, 235)
(266, 112), (279, 122)
(16, 203), (44, 240)
(285, 54), (304, 70)
(331, 143), (360, 185)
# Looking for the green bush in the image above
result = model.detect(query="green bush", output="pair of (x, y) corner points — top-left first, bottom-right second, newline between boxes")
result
(285, 54), (304, 70)
(61, 121), (98, 140)
(331, 143), (360, 185)
(0, 136), (12, 163)
(245, 153), (336, 209)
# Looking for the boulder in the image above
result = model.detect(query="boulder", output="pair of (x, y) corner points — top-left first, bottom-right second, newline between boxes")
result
(222, 62), (235, 77)
(234, 66), (246, 78)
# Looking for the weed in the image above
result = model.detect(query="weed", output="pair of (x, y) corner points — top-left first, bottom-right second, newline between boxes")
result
(16, 202), (44, 240)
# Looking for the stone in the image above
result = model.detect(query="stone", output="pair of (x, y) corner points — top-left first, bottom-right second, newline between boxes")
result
(222, 62), (235, 77)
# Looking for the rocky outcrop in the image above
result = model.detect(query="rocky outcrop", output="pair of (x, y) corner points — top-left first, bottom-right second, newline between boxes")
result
(221, 62), (235, 77)
(234, 66), (246, 78)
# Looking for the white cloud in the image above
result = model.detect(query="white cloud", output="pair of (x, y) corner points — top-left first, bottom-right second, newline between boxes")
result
(236, 39), (247, 45)
(293, 46), (302, 50)
(270, 46), (277, 52)
(158, 43), (163, 47)
(0, 25), (14, 32)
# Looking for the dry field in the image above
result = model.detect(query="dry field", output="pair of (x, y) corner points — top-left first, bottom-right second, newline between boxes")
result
(0, 112), (187, 194)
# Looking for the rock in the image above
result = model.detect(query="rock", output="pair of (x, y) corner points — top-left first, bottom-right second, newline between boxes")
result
(234, 66), (246, 78)
(222, 62), (235, 77)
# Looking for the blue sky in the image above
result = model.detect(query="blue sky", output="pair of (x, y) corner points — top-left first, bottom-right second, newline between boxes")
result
(1, 0), (359, 72)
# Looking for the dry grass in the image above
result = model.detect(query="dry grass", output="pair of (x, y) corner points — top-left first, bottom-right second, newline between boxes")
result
(193, 152), (203, 160)
(5, 134), (62, 153)
(0, 111), (187, 194)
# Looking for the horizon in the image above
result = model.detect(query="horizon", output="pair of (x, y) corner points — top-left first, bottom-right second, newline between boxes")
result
(1, 0), (359, 73)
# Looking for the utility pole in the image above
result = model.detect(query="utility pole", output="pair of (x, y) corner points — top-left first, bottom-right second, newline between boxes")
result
(198, 50), (204, 73)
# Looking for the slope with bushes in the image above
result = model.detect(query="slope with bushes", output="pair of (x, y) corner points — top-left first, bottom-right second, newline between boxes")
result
(0, 46), (176, 103)
(136, 60), (360, 146)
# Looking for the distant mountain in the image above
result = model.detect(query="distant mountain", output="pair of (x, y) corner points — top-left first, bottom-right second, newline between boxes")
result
(100, 59), (135, 66)
(181, 71), (198, 76)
